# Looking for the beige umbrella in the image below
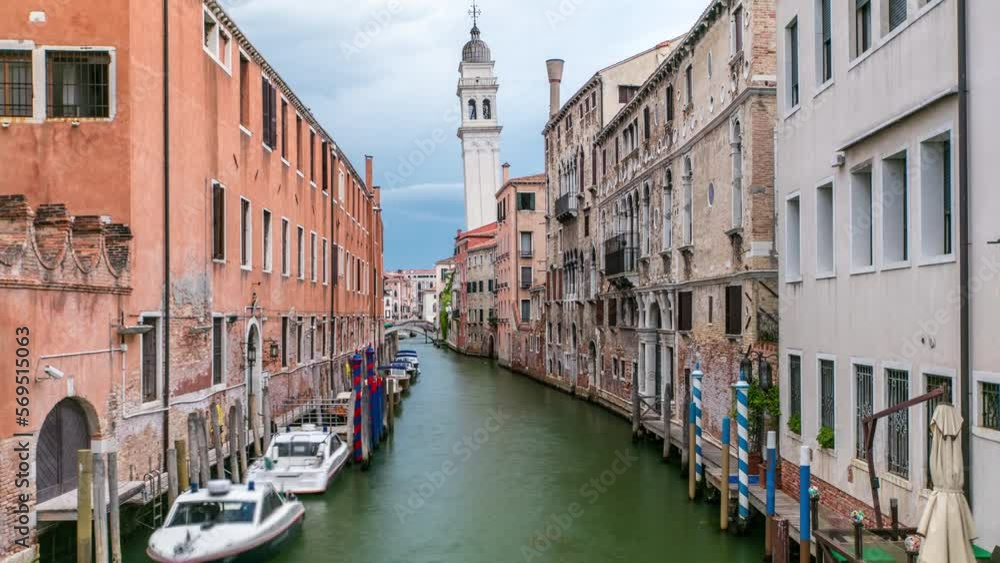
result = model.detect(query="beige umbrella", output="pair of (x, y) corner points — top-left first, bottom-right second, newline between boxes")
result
(917, 404), (976, 563)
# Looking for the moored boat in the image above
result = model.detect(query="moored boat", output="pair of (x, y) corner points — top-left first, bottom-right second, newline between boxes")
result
(146, 480), (304, 563)
(246, 424), (349, 494)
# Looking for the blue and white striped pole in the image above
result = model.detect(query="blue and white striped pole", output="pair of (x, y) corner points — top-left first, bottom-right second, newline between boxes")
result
(692, 363), (704, 485)
(720, 416), (731, 530)
(765, 430), (777, 558)
(734, 374), (751, 525)
(799, 446), (812, 563)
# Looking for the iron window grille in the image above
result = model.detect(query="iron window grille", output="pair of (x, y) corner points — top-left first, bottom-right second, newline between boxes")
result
(46, 51), (110, 118)
(886, 368), (910, 479)
(0, 50), (32, 117)
(925, 375), (952, 487)
(820, 359), (836, 446)
(982, 382), (1000, 431)
(789, 355), (802, 422)
(855, 364), (874, 459)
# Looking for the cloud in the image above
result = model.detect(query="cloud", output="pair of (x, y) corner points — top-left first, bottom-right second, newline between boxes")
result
(380, 182), (464, 203)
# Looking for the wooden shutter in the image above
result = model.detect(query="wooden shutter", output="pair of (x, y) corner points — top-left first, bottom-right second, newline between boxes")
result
(678, 291), (692, 331)
(212, 183), (224, 259)
(888, 0), (906, 30)
(212, 317), (223, 385)
(142, 318), (158, 402)
(725, 285), (743, 335)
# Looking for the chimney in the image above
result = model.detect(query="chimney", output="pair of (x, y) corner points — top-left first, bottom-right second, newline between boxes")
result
(365, 155), (374, 189)
(546, 59), (565, 117)
(502, 163), (511, 185)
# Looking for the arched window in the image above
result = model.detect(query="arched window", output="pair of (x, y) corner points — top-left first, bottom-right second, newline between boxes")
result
(468, 99), (477, 120)
(641, 182), (651, 257)
(663, 169), (673, 250)
(483, 99), (492, 119)
(683, 156), (694, 245)
(731, 119), (744, 229)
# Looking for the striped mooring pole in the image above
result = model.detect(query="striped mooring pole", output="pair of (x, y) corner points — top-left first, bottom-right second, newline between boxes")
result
(692, 363), (704, 485)
(720, 416), (731, 531)
(366, 346), (379, 446)
(799, 446), (812, 563)
(351, 354), (363, 464)
(734, 374), (751, 526)
(765, 430), (777, 559)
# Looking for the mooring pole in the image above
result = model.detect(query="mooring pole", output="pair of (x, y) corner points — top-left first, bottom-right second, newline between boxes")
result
(692, 363), (704, 489)
(351, 353), (364, 465)
(166, 448), (178, 506)
(107, 451), (122, 563)
(175, 439), (189, 492)
(734, 376), (751, 527)
(92, 453), (108, 563)
(688, 402), (697, 500)
(799, 446), (812, 563)
(721, 416), (731, 531)
(765, 430), (777, 560)
(77, 449), (93, 563)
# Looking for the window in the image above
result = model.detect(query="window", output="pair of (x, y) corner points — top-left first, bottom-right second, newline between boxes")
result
(212, 317), (224, 386)
(820, 359), (836, 447)
(684, 65), (693, 107)
(262, 209), (272, 273)
(281, 316), (289, 368)
(662, 185), (673, 250)
(280, 218), (290, 276)
(851, 166), (874, 269)
(682, 157), (693, 245)
(141, 317), (159, 403)
(280, 99), (288, 159)
(310, 317), (316, 361)
(786, 195), (801, 280)
(521, 300), (531, 322)
(468, 99), (477, 120)
(521, 266), (532, 289)
(854, 0), (872, 58)
(708, 295), (714, 324)
(855, 363), (874, 459)
(339, 171), (346, 202)
(212, 182), (225, 261)
(882, 151), (909, 263)
(618, 85), (640, 104)
(0, 51), (33, 117)
(297, 226), (305, 280)
(732, 123), (743, 229)
(888, 0), (907, 32)
(643, 107), (651, 142)
(520, 232), (532, 256)
(817, 0), (832, 83)
(321, 317), (327, 357)
(678, 291), (693, 331)
(310, 232), (317, 282)
(925, 375), (952, 486)
(517, 192), (536, 210)
(786, 19), (800, 107)
(295, 115), (303, 171)
(309, 130), (316, 182)
(665, 85), (675, 123)
(789, 355), (802, 429)
(817, 183), (834, 275)
(322, 141), (329, 191)
(261, 78), (277, 149)
(483, 99), (492, 119)
(238, 54), (249, 127)
(322, 238), (328, 285)
(886, 368), (910, 479)
(732, 5), (744, 55)
(296, 317), (303, 363)
(240, 198), (251, 268)
(980, 382), (1000, 431)
(920, 134), (953, 258)
(725, 285), (743, 335)
(45, 51), (111, 118)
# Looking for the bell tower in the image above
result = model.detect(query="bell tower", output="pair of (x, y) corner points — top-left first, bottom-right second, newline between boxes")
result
(457, 2), (502, 230)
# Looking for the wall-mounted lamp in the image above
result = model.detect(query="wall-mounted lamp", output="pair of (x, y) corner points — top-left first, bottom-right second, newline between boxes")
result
(269, 341), (280, 359)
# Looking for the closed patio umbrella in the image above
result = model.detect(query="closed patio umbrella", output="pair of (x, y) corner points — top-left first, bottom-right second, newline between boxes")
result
(917, 404), (975, 563)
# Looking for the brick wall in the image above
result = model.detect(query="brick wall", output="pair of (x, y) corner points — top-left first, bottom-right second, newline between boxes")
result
(780, 458), (879, 528)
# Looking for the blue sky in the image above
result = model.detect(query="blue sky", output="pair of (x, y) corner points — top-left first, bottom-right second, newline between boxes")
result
(226, 0), (705, 270)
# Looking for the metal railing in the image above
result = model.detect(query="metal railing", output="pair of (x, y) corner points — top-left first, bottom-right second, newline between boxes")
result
(555, 192), (578, 221)
(520, 248), (533, 258)
(603, 234), (637, 276)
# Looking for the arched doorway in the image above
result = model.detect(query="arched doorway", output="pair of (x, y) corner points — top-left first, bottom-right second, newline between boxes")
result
(648, 302), (663, 408)
(487, 335), (495, 358)
(246, 321), (262, 418)
(37, 399), (92, 503)
(588, 340), (597, 388)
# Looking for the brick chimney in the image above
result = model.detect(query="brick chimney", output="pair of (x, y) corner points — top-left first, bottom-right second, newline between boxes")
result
(365, 155), (374, 189)
(546, 59), (565, 117)
(502, 163), (511, 185)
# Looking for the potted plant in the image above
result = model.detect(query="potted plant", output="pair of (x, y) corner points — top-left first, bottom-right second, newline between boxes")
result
(816, 426), (835, 450)
(787, 413), (802, 435)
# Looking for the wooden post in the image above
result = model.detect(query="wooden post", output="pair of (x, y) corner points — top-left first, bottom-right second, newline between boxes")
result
(262, 386), (272, 453)
(92, 453), (108, 563)
(235, 400), (248, 481)
(174, 439), (189, 492)
(247, 394), (261, 458)
(197, 412), (211, 486)
(688, 403), (697, 500)
(720, 417), (731, 530)
(209, 405), (224, 480)
(107, 452), (121, 563)
(166, 448), (179, 506)
(662, 381), (673, 461)
(228, 407), (241, 484)
(680, 393), (690, 475)
(774, 517), (789, 563)
(890, 498), (900, 539)
(630, 365), (640, 440)
(77, 449), (93, 563)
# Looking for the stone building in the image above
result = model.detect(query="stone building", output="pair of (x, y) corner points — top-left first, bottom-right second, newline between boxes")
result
(449, 223), (497, 357)
(0, 1), (383, 559)
(542, 41), (677, 403)
(494, 167), (546, 369)
(594, 0), (778, 445)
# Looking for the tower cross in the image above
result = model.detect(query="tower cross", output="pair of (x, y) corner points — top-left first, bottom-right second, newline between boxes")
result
(469, 1), (482, 27)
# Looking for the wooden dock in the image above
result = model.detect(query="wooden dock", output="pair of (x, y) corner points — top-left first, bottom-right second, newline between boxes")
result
(36, 474), (168, 522)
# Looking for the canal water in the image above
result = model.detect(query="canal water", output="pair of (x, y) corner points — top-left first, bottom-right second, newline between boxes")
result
(125, 341), (762, 562)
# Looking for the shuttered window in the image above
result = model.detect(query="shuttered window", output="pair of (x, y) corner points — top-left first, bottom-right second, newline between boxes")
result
(725, 285), (743, 335)
(212, 317), (223, 386)
(787, 19), (800, 107)
(261, 78), (277, 149)
(820, 0), (833, 82)
(281, 316), (289, 368)
(889, 0), (907, 31)
(212, 182), (225, 260)
(678, 291), (693, 331)
(141, 318), (159, 403)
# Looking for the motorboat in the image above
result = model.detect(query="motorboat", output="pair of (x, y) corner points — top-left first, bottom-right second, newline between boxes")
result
(378, 364), (411, 392)
(246, 424), (349, 494)
(396, 350), (420, 372)
(147, 479), (303, 563)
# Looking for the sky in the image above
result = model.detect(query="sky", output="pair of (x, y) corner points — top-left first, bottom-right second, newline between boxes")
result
(224, 0), (707, 270)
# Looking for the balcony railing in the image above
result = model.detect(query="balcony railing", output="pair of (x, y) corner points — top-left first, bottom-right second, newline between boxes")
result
(604, 234), (637, 277)
(555, 192), (578, 222)
(520, 248), (533, 259)
(520, 277), (532, 289)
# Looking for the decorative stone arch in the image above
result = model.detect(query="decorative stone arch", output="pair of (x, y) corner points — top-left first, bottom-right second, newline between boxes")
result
(36, 396), (101, 503)
(646, 298), (662, 330)
(482, 98), (492, 119)
(245, 317), (263, 415)
(468, 98), (478, 120)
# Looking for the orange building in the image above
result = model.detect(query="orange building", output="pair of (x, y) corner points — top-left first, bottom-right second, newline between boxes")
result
(448, 223), (497, 356)
(0, 1), (382, 558)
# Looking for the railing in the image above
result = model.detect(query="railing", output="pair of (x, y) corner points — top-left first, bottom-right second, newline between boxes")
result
(520, 248), (533, 259)
(520, 278), (532, 289)
(604, 234), (637, 276)
(555, 192), (578, 222)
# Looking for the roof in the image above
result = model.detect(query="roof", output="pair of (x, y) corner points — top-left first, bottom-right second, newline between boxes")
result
(456, 222), (498, 241)
(462, 26), (492, 63)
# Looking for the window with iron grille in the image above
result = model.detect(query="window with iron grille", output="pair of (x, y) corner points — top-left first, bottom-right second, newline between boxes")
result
(212, 182), (225, 261)
(925, 375), (952, 486)
(981, 382), (1000, 431)
(886, 368), (910, 479)
(0, 50), (32, 117)
(725, 286), (742, 335)
(678, 291), (693, 331)
(789, 355), (802, 423)
(46, 51), (111, 118)
(820, 359), (836, 446)
(212, 317), (224, 386)
(855, 364), (873, 459)
(141, 317), (159, 403)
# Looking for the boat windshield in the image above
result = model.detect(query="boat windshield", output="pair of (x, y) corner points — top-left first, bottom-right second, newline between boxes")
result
(167, 501), (256, 527)
(274, 442), (321, 457)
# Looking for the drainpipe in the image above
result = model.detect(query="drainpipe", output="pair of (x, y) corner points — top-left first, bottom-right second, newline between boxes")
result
(330, 152), (337, 389)
(161, 0), (172, 464)
(957, 0), (971, 503)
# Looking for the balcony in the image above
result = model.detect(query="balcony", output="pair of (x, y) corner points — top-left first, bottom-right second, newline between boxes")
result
(604, 233), (638, 277)
(520, 248), (533, 259)
(520, 277), (532, 289)
(555, 192), (579, 222)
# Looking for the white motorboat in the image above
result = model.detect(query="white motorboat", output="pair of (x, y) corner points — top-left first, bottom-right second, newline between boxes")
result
(147, 479), (303, 563)
(247, 424), (349, 494)
(396, 350), (420, 373)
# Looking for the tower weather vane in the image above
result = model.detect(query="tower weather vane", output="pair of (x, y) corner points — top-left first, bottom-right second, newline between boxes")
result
(469, 1), (481, 27)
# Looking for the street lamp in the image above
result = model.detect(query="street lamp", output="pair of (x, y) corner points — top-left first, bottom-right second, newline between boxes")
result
(247, 341), (257, 366)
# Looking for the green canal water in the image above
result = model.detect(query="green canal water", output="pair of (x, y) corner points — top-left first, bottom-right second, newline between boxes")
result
(125, 341), (762, 562)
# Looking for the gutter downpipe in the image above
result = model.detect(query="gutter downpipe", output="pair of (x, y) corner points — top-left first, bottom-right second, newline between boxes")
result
(957, 0), (971, 503)
(161, 0), (172, 464)
(330, 153), (337, 388)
